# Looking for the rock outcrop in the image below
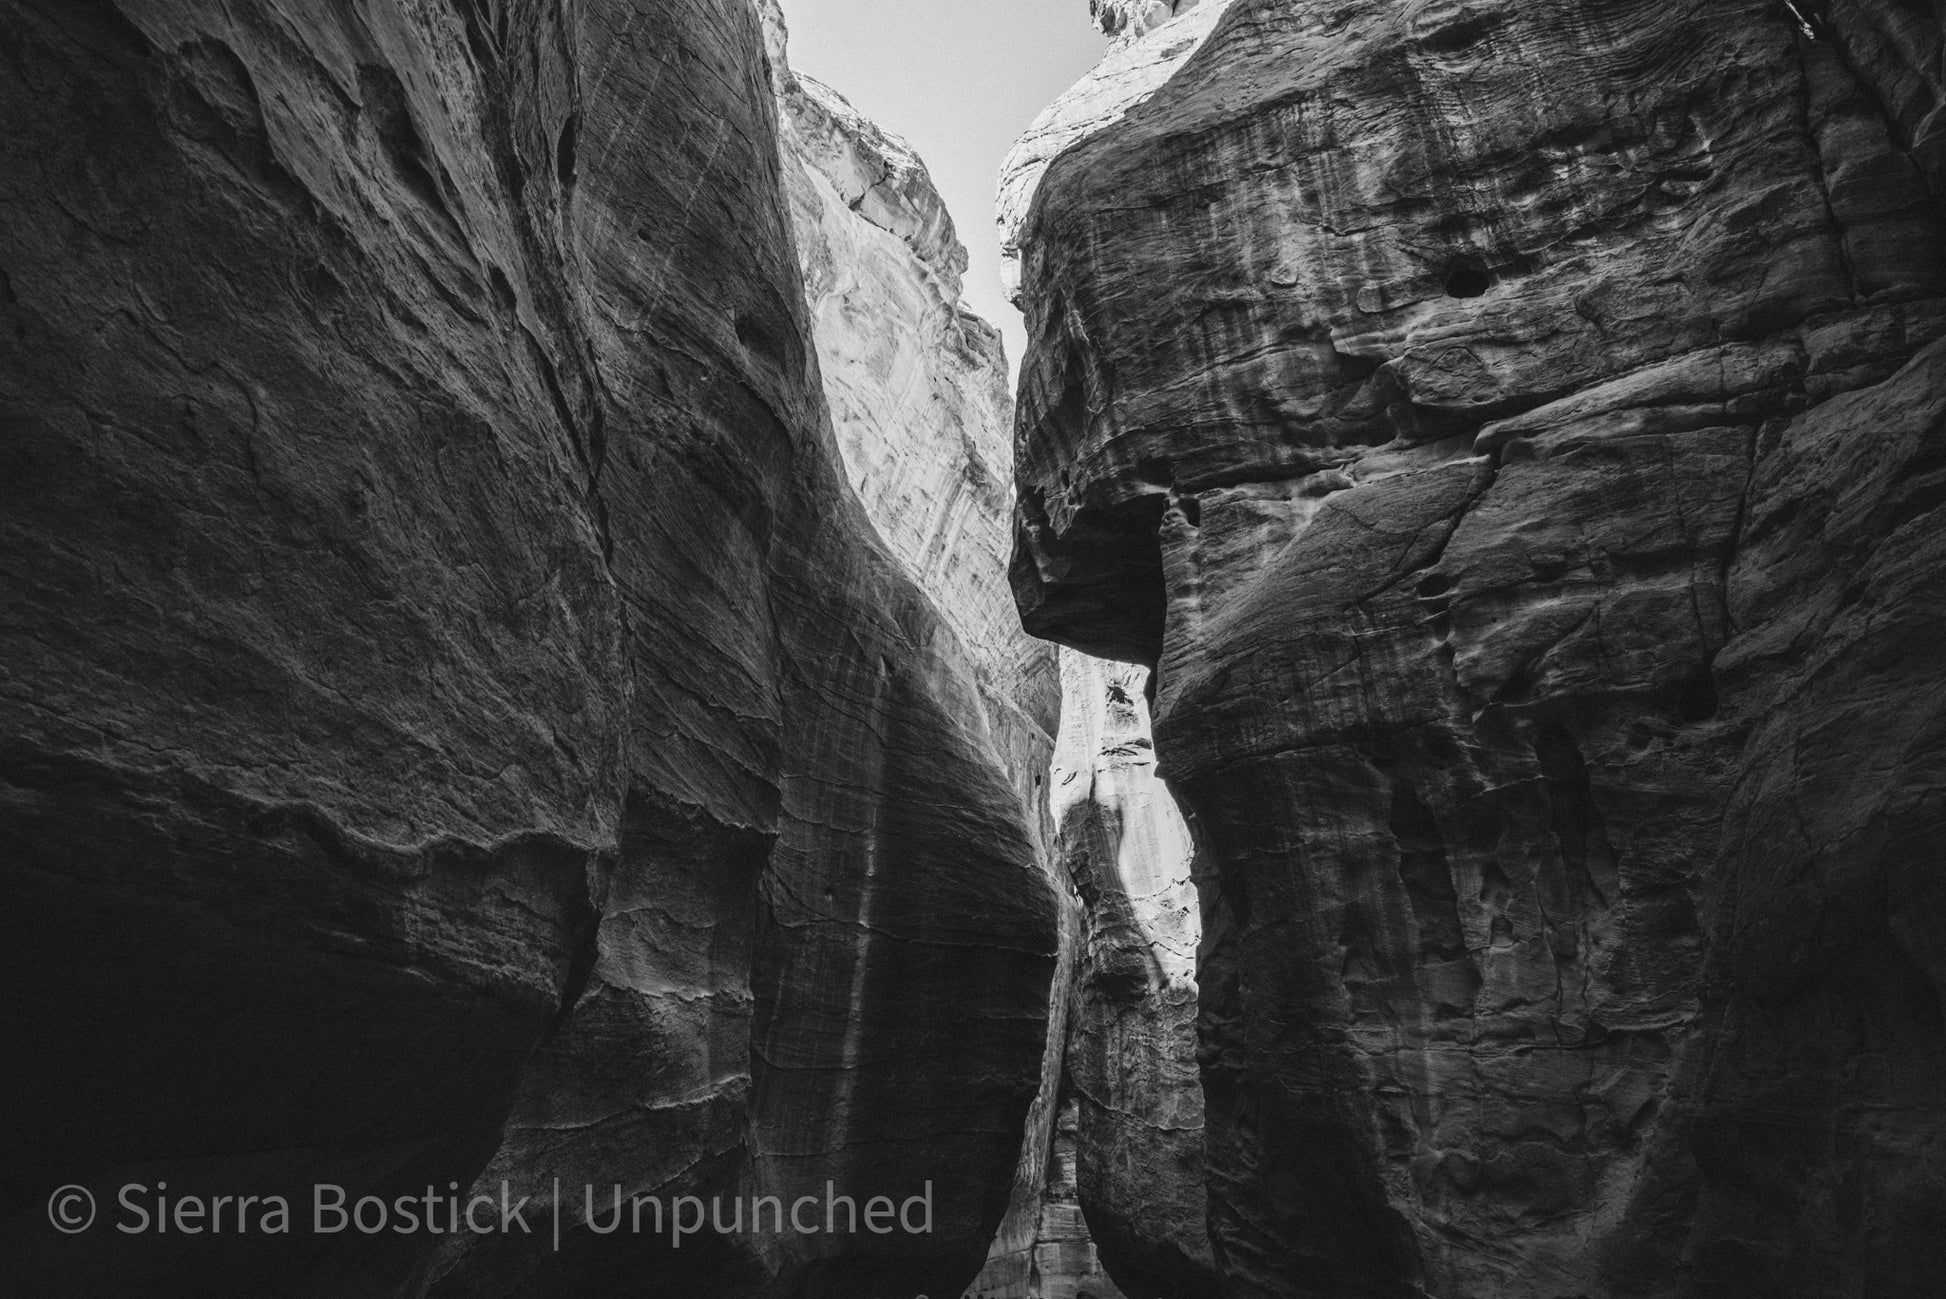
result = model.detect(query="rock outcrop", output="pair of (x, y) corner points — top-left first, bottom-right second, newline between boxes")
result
(994, 1094), (1130, 1299)
(0, 1), (1058, 1295)
(1089, 1), (1206, 45)
(760, 12), (1096, 1298)
(1009, 0), (1946, 1295)
(1051, 652), (1215, 1299)
(771, 9), (1059, 843)
(998, 0), (1234, 311)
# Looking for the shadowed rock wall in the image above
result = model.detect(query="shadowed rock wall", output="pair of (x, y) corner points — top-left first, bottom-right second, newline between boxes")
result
(759, 10), (1087, 1296)
(966, 1097), (1158, 1299)
(1008, 0), (1946, 1295)
(0, 1), (1058, 1295)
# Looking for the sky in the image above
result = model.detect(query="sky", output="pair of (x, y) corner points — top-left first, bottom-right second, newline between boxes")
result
(777, 0), (1108, 383)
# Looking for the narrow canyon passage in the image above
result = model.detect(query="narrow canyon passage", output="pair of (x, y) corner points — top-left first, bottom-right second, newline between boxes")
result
(3, 1), (1945, 1298)
(770, 9), (1211, 1294)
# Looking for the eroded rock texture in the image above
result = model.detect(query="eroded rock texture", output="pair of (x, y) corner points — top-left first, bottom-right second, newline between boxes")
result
(759, 13), (1093, 1297)
(770, 6), (1059, 849)
(1009, 0), (1946, 1295)
(1051, 652), (1215, 1299)
(0, 1), (1057, 1295)
(998, 0), (1234, 312)
(979, 1094), (1130, 1299)
(1090, 0), (1207, 45)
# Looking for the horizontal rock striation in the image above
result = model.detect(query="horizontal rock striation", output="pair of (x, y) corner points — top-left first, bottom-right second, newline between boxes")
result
(1016, 1094), (1131, 1299)
(999, 1), (1235, 314)
(0, 0), (1057, 1295)
(1008, 0), (1946, 1294)
(1090, 1), (1208, 45)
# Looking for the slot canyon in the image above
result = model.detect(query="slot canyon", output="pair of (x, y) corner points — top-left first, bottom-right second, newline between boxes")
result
(3, 0), (1944, 1297)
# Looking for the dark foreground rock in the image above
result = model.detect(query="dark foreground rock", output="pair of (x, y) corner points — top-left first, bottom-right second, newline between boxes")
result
(1009, 0), (1946, 1294)
(1050, 652), (1213, 1299)
(0, 1), (1058, 1295)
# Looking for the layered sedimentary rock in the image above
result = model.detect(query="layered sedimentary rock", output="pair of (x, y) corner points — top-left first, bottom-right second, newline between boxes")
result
(770, 6), (1059, 841)
(1009, 0), (1946, 1294)
(998, 0), (1233, 310)
(969, 1088), (1128, 1299)
(962, 905), (1087, 1299)
(1051, 653), (1214, 1299)
(0, 1), (1057, 1295)
(758, 11), (1089, 1297)
(1089, 1), (1206, 45)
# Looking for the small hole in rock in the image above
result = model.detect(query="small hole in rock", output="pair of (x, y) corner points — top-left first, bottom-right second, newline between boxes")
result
(1444, 261), (1490, 298)
(1177, 496), (1201, 527)
(1417, 572), (1453, 597)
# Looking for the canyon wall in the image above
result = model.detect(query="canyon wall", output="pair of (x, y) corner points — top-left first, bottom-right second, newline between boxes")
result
(765, 18), (1174, 1299)
(769, 5), (1059, 853)
(761, 12), (1081, 1297)
(1050, 652), (1213, 1299)
(0, 1), (1058, 1296)
(1009, 0), (1946, 1296)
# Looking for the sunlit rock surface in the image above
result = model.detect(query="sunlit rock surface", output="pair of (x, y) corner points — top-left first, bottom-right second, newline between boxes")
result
(1052, 652), (1216, 1299)
(997, 0), (1235, 310)
(1091, 1), (1207, 45)
(771, 7), (1059, 831)
(0, 1), (1058, 1295)
(759, 10), (1091, 1297)
(1009, 0), (1946, 1294)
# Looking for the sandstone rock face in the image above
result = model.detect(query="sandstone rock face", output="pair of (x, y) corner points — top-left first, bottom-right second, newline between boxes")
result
(0, 1), (1057, 1295)
(998, 1), (1234, 310)
(1051, 652), (1216, 1299)
(1090, 1), (1207, 45)
(1009, 1), (1946, 1295)
(759, 12), (1089, 1297)
(963, 899), (1088, 1299)
(1022, 1096), (1130, 1299)
(771, 9), (1060, 841)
